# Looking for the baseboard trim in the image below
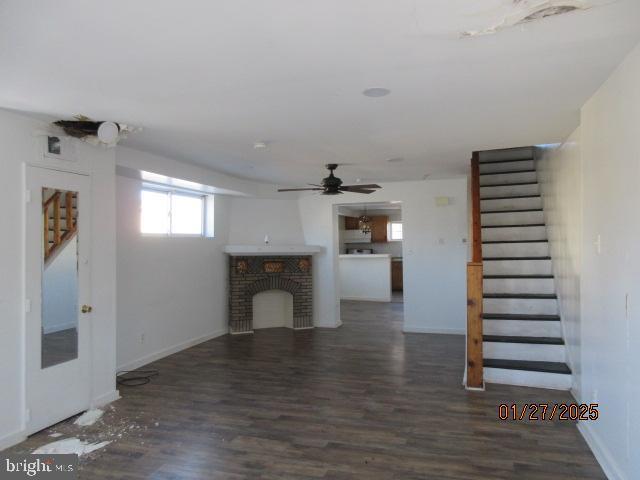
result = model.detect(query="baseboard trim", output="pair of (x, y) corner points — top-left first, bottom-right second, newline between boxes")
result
(0, 430), (27, 452)
(340, 296), (391, 302)
(403, 326), (465, 335)
(117, 328), (228, 372)
(577, 422), (626, 480)
(91, 389), (121, 409)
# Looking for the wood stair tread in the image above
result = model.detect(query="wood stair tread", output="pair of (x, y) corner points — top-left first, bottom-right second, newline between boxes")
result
(483, 256), (551, 261)
(483, 335), (564, 345)
(483, 293), (557, 299)
(480, 181), (538, 188)
(481, 208), (543, 214)
(483, 313), (560, 321)
(479, 169), (536, 176)
(481, 194), (541, 200)
(482, 224), (546, 229)
(479, 157), (534, 165)
(483, 240), (548, 244)
(484, 358), (571, 374)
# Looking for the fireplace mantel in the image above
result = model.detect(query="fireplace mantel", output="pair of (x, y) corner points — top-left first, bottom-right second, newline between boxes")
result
(224, 245), (323, 256)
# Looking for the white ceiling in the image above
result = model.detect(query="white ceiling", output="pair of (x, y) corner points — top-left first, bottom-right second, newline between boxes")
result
(1, 1), (639, 186)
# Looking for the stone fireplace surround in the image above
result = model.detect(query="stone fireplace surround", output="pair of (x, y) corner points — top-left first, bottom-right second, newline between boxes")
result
(226, 248), (319, 334)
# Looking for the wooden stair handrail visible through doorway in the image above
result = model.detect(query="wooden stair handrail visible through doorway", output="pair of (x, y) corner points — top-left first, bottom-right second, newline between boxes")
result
(43, 190), (77, 263)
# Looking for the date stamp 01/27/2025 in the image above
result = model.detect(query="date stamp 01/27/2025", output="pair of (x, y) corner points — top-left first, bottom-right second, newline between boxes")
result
(498, 403), (600, 421)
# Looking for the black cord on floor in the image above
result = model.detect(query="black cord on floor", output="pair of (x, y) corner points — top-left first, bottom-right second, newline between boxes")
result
(116, 369), (159, 387)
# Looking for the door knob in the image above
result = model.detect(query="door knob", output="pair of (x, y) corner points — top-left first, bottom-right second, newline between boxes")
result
(81, 304), (93, 313)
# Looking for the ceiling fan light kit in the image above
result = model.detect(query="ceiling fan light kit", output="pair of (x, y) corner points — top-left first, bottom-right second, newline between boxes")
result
(278, 164), (381, 196)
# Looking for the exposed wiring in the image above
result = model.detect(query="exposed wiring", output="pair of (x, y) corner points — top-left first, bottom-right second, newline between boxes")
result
(116, 369), (159, 387)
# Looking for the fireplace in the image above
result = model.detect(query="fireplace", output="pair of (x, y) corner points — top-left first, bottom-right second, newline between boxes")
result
(226, 249), (317, 334)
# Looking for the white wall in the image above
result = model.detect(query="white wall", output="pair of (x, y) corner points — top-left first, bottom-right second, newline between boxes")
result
(537, 43), (640, 480)
(115, 173), (231, 370)
(299, 177), (468, 333)
(579, 43), (640, 480)
(227, 197), (304, 245)
(0, 108), (117, 449)
(536, 129), (583, 396)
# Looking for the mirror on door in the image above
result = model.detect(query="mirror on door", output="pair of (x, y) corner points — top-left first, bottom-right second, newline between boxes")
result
(41, 188), (79, 368)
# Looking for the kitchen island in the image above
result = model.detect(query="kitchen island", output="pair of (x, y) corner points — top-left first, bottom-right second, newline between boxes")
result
(338, 254), (392, 302)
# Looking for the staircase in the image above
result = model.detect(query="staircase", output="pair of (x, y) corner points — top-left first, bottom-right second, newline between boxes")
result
(43, 188), (78, 265)
(477, 149), (572, 390)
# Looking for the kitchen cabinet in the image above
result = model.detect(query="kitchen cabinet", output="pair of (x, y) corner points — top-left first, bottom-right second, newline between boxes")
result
(391, 260), (403, 291)
(344, 216), (359, 230)
(370, 215), (388, 243)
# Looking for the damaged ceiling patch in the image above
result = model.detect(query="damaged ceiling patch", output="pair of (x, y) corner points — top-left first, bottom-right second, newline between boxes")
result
(462, 1), (593, 37)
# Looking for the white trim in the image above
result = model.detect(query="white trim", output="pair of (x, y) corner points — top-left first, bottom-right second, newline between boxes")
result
(293, 326), (314, 331)
(340, 296), (391, 302)
(230, 330), (254, 336)
(0, 430), (28, 452)
(403, 325), (465, 335)
(117, 328), (227, 372)
(577, 422), (626, 480)
(91, 390), (121, 409)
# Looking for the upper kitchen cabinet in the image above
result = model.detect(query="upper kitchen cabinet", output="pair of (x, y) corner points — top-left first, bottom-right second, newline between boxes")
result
(344, 216), (360, 230)
(370, 215), (388, 243)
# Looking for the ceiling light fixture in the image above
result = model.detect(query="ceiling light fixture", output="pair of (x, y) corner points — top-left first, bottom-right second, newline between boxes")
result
(358, 206), (374, 234)
(362, 87), (391, 98)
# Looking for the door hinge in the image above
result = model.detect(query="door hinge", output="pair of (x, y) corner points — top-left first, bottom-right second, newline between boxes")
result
(25, 189), (32, 203)
(25, 298), (31, 313)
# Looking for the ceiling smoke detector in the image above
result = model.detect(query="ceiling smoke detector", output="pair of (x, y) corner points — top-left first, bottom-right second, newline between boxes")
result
(362, 87), (391, 98)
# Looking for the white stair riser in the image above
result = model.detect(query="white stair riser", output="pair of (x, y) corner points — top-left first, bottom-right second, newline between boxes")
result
(482, 242), (549, 257)
(480, 183), (539, 199)
(480, 171), (537, 186)
(480, 197), (542, 211)
(479, 159), (535, 174)
(483, 297), (558, 315)
(482, 226), (547, 242)
(481, 211), (544, 226)
(483, 259), (552, 275)
(484, 319), (562, 337)
(484, 368), (572, 390)
(484, 342), (565, 362)
(484, 277), (555, 294)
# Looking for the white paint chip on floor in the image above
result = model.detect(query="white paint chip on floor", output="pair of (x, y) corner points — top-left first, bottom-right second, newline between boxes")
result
(32, 438), (111, 456)
(74, 409), (104, 427)
(48, 432), (63, 438)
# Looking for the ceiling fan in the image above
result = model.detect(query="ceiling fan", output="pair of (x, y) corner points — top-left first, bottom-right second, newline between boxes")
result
(278, 164), (381, 195)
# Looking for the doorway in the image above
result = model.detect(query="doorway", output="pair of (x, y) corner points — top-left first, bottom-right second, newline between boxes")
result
(25, 165), (93, 434)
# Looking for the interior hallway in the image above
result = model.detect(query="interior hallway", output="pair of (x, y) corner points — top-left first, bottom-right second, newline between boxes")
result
(7, 300), (604, 479)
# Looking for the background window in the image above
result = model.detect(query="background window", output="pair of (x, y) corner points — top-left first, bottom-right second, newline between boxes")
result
(141, 188), (206, 236)
(389, 221), (403, 241)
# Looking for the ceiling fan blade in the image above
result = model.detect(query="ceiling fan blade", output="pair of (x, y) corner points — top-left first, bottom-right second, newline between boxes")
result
(308, 183), (323, 187)
(339, 187), (376, 194)
(277, 187), (324, 192)
(341, 184), (381, 190)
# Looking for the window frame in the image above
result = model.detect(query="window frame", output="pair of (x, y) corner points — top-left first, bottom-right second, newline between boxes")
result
(140, 186), (209, 238)
(388, 221), (403, 241)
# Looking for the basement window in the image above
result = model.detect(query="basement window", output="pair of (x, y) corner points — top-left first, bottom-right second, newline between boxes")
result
(389, 221), (403, 241)
(141, 187), (212, 237)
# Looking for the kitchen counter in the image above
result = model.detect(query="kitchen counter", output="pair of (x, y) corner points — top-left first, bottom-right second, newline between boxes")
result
(339, 254), (391, 302)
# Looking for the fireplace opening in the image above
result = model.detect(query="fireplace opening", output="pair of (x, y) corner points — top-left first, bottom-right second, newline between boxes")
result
(252, 290), (294, 329)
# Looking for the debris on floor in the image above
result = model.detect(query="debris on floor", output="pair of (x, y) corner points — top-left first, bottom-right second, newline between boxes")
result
(74, 408), (105, 427)
(32, 438), (111, 456)
(49, 432), (63, 438)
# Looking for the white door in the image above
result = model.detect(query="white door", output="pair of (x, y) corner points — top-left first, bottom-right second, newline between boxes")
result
(25, 165), (92, 434)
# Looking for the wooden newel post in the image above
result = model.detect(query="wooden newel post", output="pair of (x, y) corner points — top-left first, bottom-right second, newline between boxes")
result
(466, 262), (483, 389)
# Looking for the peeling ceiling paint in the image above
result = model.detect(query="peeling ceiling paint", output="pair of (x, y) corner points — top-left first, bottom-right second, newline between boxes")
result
(462, 1), (595, 37)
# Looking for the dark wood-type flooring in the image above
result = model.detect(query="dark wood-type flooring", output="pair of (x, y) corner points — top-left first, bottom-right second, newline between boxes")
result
(8, 300), (604, 479)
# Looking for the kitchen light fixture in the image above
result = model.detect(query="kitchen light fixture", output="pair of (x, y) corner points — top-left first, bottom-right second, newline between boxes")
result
(358, 206), (374, 234)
